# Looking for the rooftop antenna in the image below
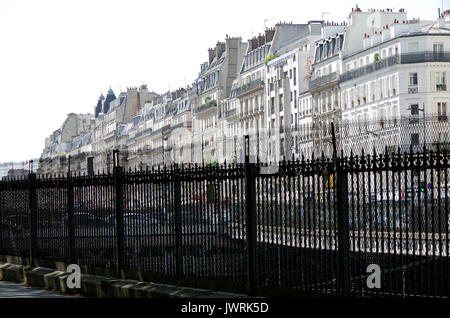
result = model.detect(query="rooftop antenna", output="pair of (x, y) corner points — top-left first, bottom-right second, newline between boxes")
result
(322, 12), (330, 21)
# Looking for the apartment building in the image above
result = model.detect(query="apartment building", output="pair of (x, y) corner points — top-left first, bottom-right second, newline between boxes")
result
(37, 6), (450, 175)
(265, 21), (342, 162)
(191, 37), (248, 164)
(341, 9), (450, 154)
(222, 28), (275, 163)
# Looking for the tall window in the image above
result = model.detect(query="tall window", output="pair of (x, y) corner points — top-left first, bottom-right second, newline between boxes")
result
(293, 67), (297, 86)
(438, 102), (447, 121)
(409, 73), (418, 86)
(433, 43), (444, 55)
(279, 94), (283, 112)
(410, 104), (419, 116)
(411, 133), (420, 146)
(343, 91), (348, 109)
(436, 72), (447, 91)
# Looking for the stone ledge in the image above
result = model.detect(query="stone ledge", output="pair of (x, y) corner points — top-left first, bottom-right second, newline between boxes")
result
(0, 262), (247, 298)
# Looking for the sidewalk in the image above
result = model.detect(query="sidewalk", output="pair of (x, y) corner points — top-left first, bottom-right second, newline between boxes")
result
(0, 280), (81, 298)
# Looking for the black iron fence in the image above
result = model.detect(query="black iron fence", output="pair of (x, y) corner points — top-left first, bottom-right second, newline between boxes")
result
(0, 142), (449, 298)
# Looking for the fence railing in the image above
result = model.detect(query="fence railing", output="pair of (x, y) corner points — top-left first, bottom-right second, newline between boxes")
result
(0, 145), (449, 298)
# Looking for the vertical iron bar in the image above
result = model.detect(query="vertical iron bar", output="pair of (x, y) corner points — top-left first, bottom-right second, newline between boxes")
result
(332, 122), (350, 296)
(0, 184), (2, 254)
(67, 173), (75, 264)
(113, 151), (124, 277)
(174, 164), (183, 279)
(28, 173), (37, 266)
(244, 135), (257, 295)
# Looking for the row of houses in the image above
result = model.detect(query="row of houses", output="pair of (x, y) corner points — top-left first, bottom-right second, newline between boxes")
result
(39, 6), (450, 175)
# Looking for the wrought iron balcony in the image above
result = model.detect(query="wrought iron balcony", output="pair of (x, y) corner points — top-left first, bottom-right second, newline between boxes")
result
(225, 108), (237, 118)
(234, 79), (265, 98)
(436, 84), (447, 91)
(438, 115), (448, 122)
(194, 100), (217, 114)
(408, 86), (418, 94)
(340, 56), (399, 83)
(341, 52), (450, 83)
(309, 72), (339, 90)
(171, 122), (192, 130)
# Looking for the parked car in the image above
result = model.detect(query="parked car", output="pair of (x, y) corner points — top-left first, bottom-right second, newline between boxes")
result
(105, 213), (159, 227)
(63, 212), (107, 227)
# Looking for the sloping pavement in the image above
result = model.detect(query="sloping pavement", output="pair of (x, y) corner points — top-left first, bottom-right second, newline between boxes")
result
(0, 280), (81, 298)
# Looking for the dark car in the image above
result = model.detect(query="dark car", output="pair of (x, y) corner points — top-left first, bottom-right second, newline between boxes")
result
(63, 212), (107, 227)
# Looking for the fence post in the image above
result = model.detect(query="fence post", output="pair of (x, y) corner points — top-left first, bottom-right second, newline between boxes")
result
(331, 123), (350, 296)
(244, 135), (257, 295)
(113, 150), (124, 276)
(173, 164), (183, 279)
(28, 173), (37, 266)
(0, 183), (2, 254)
(67, 172), (75, 264)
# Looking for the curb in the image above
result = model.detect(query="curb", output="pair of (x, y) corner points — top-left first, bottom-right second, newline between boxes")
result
(0, 262), (247, 298)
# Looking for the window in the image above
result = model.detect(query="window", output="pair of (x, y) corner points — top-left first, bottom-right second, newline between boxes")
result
(410, 104), (419, 116)
(293, 68), (297, 86)
(409, 73), (418, 86)
(411, 133), (420, 146)
(433, 43), (444, 54)
(438, 102), (448, 121)
(436, 72), (447, 91)
(327, 91), (332, 110)
(409, 104), (420, 123)
(343, 91), (348, 109)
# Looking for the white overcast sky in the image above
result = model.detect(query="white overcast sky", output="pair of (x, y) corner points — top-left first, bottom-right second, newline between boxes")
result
(0, 0), (445, 162)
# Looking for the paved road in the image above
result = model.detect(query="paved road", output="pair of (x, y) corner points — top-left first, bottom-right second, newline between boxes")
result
(0, 281), (81, 298)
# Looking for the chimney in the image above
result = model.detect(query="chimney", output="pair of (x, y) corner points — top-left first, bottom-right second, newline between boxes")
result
(248, 38), (255, 51)
(257, 34), (265, 47)
(265, 28), (275, 42)
(250, 37), (259, 51)
(216, 42), (226, 60)
(208, 48), (216, 65)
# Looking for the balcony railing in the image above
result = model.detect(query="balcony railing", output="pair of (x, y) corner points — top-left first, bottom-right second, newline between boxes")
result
(171, 121), (192, 130)
(408, 86), (418, 94)
(341, 51), (450, 83)
(400, 51), (450, 64)
(438, 115), (448, 122)
(309, 72), (339, 90)
(235, 79), (265, 98)
(194, 100), (217, 114)
(341, 55), (399, 83)
(225, 108), (237, 118)
(436, 84), (447, 91)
